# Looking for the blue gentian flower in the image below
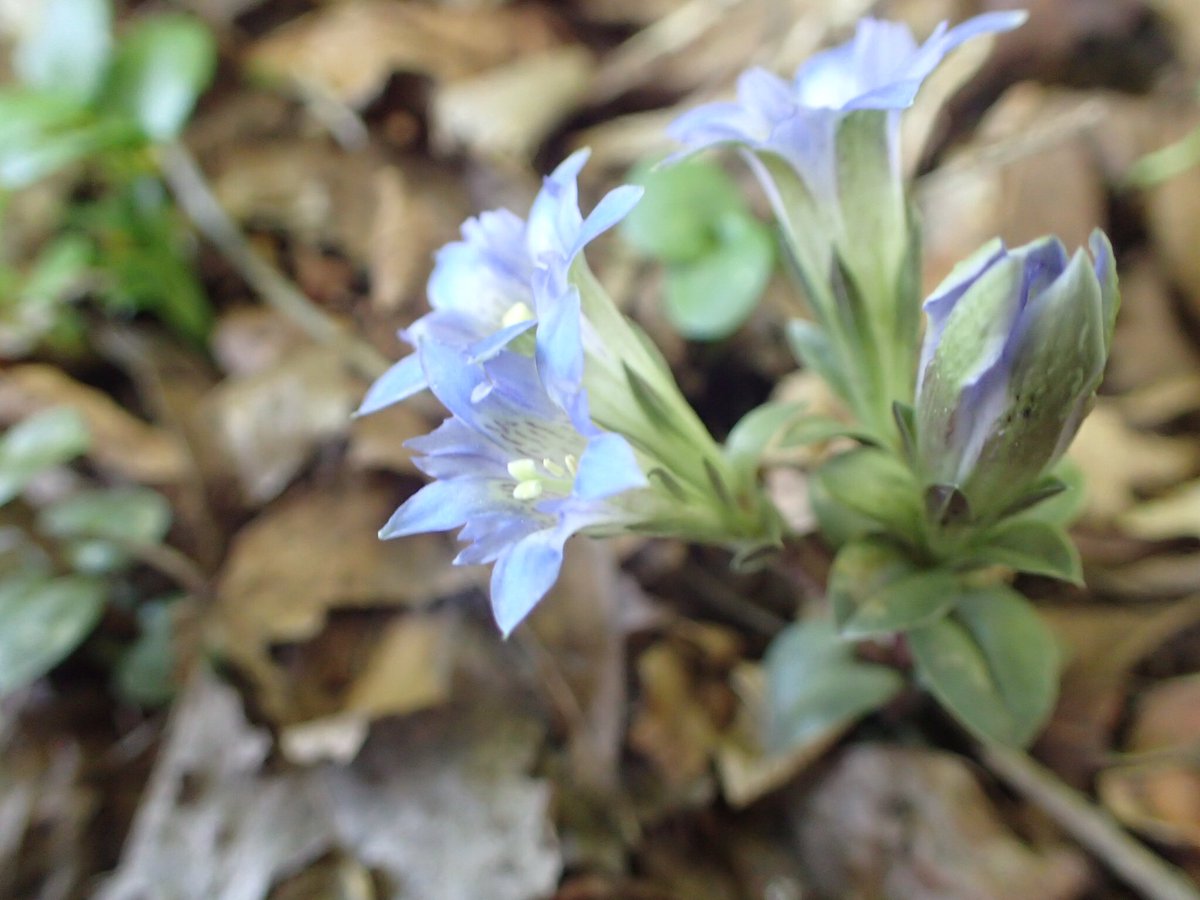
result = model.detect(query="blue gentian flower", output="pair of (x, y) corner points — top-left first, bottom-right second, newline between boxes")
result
(357, 149), (642, 418)
(667, 12), (1027, 442)
(915, 231), (1119, 519)
(380, 339), (648, 635)
(668, 12), (1027, 203)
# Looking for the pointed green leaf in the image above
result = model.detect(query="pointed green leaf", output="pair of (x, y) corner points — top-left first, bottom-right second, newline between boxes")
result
(0, 573), (107, 695)
(828, 538), (960, 637)
(972, 518), (1082, 584)
(809, 447), (923, 541)
(0, 408), (90, 505)
(725, 401), (807, 467)
(765, 619), (903, 752)
(910, 586), (1059, 746)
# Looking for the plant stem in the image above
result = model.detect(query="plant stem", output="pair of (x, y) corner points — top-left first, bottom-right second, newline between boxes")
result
(159, 142), (389, 381)
(980, 741), (1200, 900)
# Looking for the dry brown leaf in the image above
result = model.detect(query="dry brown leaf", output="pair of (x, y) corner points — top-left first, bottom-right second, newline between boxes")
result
(279, 611), (459, 764)
(245, 1), (565, 108)
(1098, 674), (1200, 848)
(321, 698), (561, 900)
(527, 540), (629, 792)
(212, 479), (475, 720)
(0, 364), (188, 484)
(792, 745), (1090, 900)
(1106, 255), (1200, 396)
(1067, 401), (1198, 526)
(98, 671), (333, 900)
(346, 399), (431, 476)
(197, 344), (360, 505)
(210, 142), (460, 312)
(1038, 599), (1200, 786)
(431, 47), (595, 162)
(919, 86), (1106, 293)
(716, 663), (844, 808)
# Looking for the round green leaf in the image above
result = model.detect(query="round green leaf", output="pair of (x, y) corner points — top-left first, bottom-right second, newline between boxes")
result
(0, 573), (107, 695)
(664, 212), (774, 340)
(621, 159), (744, 262)
(828, 537), (960, 637)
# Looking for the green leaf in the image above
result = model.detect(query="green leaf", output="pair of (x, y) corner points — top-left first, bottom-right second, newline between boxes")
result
(0, 408), (91, 505)
(39, 486), (171, 544)
(1005, 460), (1086, 527)
(13, 0), (113, 103)
(664, 211), (774, 340)
(0, 88), (135, 188)
(39, 486), (171, 574)
(0, 572), (107, 695)
(621, 158), (744, 262)
(971, 518), (1082, 584)
(114, 598), (177, 707)
(909, 586), (1059, 746)
(809, 446), (924, 542)
(786, 319), (854, 413)
(725, 401), (806, 467)
(83, 179), (212, 340)
(100, 14), (216, 141)
(764, 619), (904, 752)
(828, 537), (960, 637)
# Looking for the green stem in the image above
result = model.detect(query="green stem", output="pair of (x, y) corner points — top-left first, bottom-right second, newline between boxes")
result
(980, 742), (1200, 900)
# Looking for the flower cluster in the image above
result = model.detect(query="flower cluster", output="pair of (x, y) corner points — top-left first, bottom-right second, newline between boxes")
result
(360, 151), (779, 634)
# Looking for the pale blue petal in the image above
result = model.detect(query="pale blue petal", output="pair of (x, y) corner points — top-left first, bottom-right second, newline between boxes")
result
(466, 318), (536, 364)
(356, 354), (426, 416)
(490, 527), (571, 635)
(573, 432), (647, 500)
(526, 149), (589, 261)
(379, 479), (491, 537)
(574, 185), (643, 255)
(534, 279), (584, 409)
(919, 238), (1007, 386)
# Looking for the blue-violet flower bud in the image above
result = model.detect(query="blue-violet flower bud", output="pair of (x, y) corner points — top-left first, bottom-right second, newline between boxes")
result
(915, 230), (1119, 520)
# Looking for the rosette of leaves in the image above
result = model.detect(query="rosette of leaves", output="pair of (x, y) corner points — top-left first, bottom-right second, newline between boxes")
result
(620, 158), (775, 340)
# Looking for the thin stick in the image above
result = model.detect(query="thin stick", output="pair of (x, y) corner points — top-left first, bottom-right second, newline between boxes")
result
(159, 142), (390, 380)
(980, 742), (1200, 900)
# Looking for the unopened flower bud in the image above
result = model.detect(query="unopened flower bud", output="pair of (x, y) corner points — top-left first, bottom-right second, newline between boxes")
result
(915, 231), (1119, 520)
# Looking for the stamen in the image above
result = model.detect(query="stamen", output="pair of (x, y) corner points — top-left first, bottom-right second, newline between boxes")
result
(513, 480), (543, 501)
(542, 458), (566, 478)
(501, 302), (536, 329)
(507, 458), (539, 481)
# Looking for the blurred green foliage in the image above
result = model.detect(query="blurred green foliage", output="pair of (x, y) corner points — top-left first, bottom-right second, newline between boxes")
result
(0, 0), (217, 354)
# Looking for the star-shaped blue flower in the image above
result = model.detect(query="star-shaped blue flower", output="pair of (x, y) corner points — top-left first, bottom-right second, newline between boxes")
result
(357, 149), (642, 419)
(668, 12), (1026, 203)
(381, 339), (648, 635)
